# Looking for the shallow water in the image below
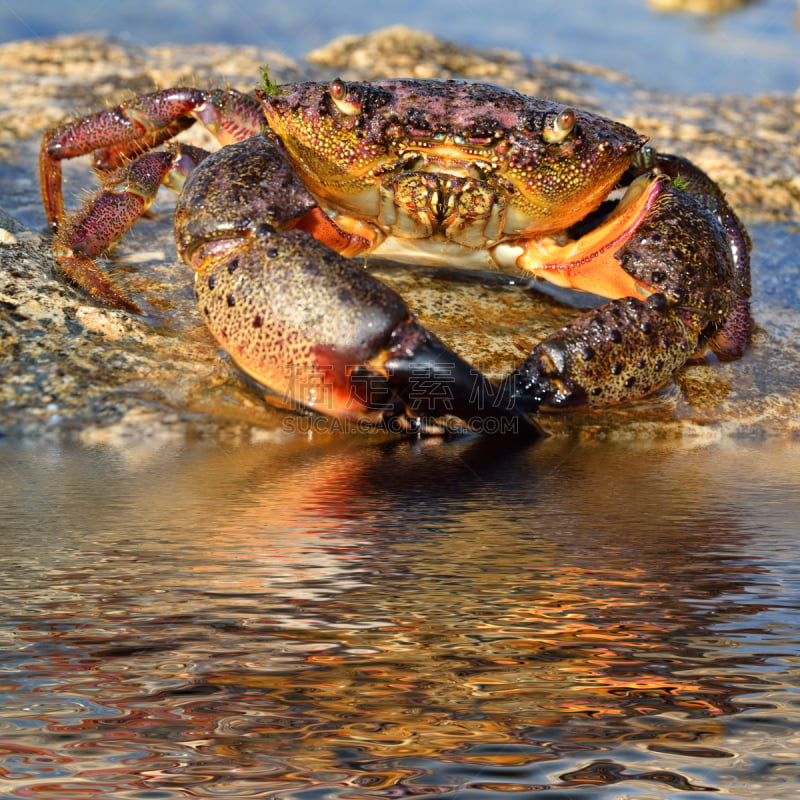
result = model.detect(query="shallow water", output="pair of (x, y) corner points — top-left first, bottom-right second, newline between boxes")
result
(1, 435), (799, 798)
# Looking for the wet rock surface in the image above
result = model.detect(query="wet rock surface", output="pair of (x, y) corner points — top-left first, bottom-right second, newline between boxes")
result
(0, 27), (798, 442)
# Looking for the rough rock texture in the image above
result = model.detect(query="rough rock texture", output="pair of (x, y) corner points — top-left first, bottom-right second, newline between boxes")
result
(0, 26), (798, 442)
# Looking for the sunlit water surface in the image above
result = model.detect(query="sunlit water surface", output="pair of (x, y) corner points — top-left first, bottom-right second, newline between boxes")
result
(1, 435), (799, 798)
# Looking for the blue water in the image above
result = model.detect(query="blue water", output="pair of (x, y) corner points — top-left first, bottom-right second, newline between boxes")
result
(0, 0), (797, 95)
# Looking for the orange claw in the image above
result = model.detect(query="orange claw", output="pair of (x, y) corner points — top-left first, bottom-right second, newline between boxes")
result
(517, 174), (665, 301)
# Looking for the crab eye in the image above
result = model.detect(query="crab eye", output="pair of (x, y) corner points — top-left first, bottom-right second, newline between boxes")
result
(543, 108), (576, 145)
(327, 78), (361, 116)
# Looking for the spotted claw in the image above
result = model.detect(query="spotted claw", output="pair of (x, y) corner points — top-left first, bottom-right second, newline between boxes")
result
(191, 223), (540, 436)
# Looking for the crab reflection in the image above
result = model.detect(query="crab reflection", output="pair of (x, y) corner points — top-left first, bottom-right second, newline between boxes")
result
(0, 435), (794, 797)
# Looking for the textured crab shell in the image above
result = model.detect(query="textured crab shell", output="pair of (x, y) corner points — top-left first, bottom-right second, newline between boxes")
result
(257, 78), (648, 235)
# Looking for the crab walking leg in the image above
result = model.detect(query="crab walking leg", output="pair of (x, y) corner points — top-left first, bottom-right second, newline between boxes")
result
(506, 175), (744, 410)
(40, 87), (265, 310)
(52, 144), (209, 312)
(177, 137), (542, 435)
(41, 87), (265, 231)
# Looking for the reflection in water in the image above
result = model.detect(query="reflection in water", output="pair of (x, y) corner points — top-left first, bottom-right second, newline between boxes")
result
(0, 435), (799, 798)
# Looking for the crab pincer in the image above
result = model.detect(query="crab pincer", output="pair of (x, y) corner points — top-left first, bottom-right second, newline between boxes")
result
(177, 136), (540, 436)
(506, 172), (750, 410)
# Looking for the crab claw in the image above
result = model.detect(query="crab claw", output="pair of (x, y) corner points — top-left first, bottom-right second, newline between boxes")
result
(362, 318), (541, 435)
(188, 224), (540, 437)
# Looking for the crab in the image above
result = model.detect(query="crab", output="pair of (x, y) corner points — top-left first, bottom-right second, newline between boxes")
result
(39, 76), (752, 436)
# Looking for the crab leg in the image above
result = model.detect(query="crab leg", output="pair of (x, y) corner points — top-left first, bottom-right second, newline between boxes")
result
(39, 88), (265, 309)
(506, 175), (748, 410)
(178, 136), (541, 435)
(51, 144), (209, 312)
(41, 88), (264, 231)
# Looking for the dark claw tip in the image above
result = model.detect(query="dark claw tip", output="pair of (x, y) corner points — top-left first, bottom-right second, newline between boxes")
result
(383, 323), (545, 438)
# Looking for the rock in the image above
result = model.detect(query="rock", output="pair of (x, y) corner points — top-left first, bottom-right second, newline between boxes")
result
(0, 28), (798, 441)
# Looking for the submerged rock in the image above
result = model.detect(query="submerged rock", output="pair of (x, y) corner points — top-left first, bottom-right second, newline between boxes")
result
(0, 27), (798, 441)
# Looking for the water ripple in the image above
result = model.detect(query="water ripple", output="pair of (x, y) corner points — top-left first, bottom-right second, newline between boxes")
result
(0, 437), (799, 798)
